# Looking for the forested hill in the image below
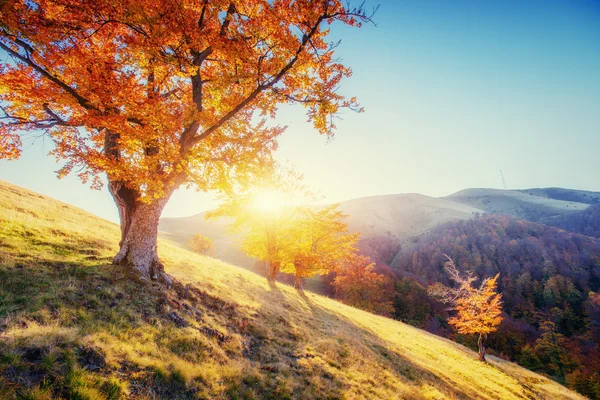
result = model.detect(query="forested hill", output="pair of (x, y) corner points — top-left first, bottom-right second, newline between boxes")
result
(547, 204), (600, 239)
(391, 215), (600, 398)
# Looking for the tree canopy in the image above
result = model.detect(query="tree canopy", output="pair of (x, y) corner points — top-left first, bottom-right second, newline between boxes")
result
(0, 0), (372, 194)
(0, 0), (374, 280)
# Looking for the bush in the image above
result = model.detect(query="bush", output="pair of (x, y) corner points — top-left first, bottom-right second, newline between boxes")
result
(187, 234), (215, 256)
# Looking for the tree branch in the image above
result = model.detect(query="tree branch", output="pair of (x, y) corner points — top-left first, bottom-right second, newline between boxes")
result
(0, 39), (98, 112)
(184, 9), (332, 150)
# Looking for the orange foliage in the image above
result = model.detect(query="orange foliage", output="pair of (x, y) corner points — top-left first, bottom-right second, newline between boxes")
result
(0, 1), (372, 199)
(333, 254), (394, 316)
(447, 273), (503, 336)
(281, 204), (359, 290)
(429, 256), (503, 361)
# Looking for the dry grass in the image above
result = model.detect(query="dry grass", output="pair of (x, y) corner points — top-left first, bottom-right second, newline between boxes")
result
(0, 179), (586, 399)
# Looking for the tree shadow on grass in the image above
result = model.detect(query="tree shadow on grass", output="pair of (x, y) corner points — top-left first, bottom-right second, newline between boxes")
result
(0, 255), (532, 400)
(248, 282), (530, 400)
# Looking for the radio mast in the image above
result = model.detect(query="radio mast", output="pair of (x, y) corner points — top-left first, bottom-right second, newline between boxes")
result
(500, 170), (508, 190)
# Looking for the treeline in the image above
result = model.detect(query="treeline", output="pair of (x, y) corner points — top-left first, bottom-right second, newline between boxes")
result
(384, 215), (600, 399)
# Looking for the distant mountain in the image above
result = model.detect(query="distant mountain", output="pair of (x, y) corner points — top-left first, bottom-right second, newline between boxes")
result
(445, 188), (594, 222)
(339, 193), (481, 238)
(160, 187), (600, 267)
(519, 187), (600, 205)
(159, 193), (483, 267)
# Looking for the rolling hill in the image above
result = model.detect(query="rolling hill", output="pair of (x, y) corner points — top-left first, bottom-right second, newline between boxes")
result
(160, 193), (483, 268)
(444, 188), (594, 222)
(520, 188), (600, 206)
(0, 179), (585, 399)
(338, 193), (481, 238)
(161, 187), (600, 274)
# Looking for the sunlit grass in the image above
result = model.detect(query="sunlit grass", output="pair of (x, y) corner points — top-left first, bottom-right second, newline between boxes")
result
(0, 179), (585, 399)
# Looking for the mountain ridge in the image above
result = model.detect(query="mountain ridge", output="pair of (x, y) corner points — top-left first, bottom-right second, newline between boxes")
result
(160, 187), (600, 267)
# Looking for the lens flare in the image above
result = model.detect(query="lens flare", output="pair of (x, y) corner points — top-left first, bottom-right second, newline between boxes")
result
(251, 189), (286, 213)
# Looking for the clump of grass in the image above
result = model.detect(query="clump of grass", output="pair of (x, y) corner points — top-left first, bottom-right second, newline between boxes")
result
(15, 386), (54, 400)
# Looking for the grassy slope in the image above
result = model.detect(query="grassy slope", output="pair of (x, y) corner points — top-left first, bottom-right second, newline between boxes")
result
(0, 180), (585, 400)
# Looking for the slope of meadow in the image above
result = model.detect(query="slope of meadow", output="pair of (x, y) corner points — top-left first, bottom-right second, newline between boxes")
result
(0, 180), (585, 400)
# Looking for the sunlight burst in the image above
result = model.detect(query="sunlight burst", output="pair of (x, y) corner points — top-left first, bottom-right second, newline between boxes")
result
(251, 189), (287, 213)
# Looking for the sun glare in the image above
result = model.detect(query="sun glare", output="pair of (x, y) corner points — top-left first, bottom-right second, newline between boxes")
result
(251, 189), (287, 213)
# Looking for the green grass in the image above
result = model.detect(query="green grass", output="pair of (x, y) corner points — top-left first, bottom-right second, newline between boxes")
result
(0, 179), (586, 399)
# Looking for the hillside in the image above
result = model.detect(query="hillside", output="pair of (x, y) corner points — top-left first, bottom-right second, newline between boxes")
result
(445, 188), (591, 222)
(520, 188), (600, 206)
(548, 204), (600, 239)
(0, 180), (585, 399)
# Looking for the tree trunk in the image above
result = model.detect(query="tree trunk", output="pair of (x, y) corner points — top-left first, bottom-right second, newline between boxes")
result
(294, 273), (304, 292)
(109, 181), (137, 248)
(478, 333), (487, 362)
(267, 260), (280, 283)
(109, 182), (172, 285)
(265, 222), (280, 284)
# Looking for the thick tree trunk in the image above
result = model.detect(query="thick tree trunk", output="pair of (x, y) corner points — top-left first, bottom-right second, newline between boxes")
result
(108, 181), (137, 247)
(478, 333), (487, 362)
(294, 273), (304, 292)
(109, 181), (172, 285)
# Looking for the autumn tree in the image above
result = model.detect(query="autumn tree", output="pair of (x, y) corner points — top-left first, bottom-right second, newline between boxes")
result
(282, 204), (359, 291)
(208, 165), (311, 283)
(532, 321), (577, 381)
(429, 256), (503, 362)
(333, 254), (394, 315)
(0, 0), (374, 282)
(188, 234), (215, 256)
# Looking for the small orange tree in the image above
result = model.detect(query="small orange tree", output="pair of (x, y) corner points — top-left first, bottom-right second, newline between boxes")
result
(429, 255), (503, 361)
(282, 204), (359, 291)
(188, 234), (215, 256)
(333, 254), (394, 315)
(0, 0), (374, 282)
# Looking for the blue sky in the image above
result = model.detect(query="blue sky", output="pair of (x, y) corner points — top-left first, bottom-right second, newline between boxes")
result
(1, 0), (599, 222)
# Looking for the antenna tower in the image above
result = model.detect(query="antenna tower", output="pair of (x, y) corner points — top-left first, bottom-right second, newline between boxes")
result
(500, 170), (508, 190)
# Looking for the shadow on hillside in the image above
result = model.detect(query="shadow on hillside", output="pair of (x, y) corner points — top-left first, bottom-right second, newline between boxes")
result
(245, 283), (494, 400)
(0, 256), (522, 400)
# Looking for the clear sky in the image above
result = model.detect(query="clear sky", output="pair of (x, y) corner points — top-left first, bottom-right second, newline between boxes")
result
(1, 0), (599, 223)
